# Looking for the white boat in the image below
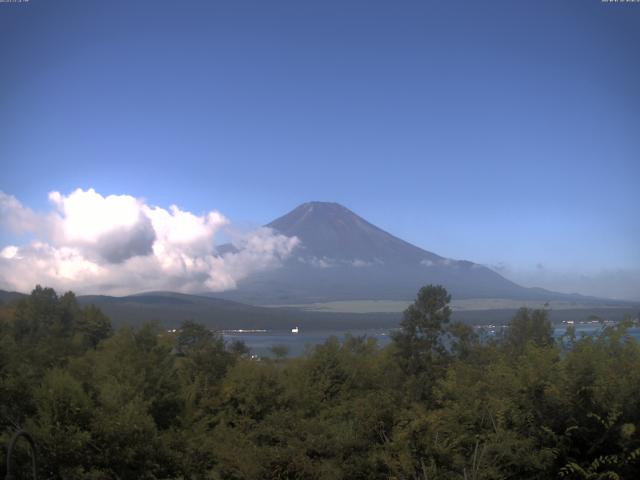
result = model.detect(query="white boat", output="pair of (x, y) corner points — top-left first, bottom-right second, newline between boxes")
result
(291, 326), (299, 334)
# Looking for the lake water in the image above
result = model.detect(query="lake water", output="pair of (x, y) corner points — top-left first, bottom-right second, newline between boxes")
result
(223, 329), (393, 357)
(223, 325), (640, 357)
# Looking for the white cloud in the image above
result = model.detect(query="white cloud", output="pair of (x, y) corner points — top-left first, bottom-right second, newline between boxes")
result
(420, 258), (457, 268)
(351, 259), (371, 267)
(299, 256), (335, 269)
(49, 188), (156, 263)
(145, 204), (228, 257)
(0, 192), (40, 234)
(223, 227), (300, 280)
(0, 246), (18, 259)
(0, 189), (299, 295)
(297, 256), (380, 269)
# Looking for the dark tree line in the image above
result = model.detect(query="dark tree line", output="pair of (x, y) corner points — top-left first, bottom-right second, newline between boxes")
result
(1, 285), (639, 479)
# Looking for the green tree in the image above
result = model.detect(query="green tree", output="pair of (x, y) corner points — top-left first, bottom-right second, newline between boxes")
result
(506, 308), (554, 351)
(13, 285), (61, 341)
(270, 344), (290, 360)
(391, 285), (452, 400)
(26, 368), (93, 479)
(176, 320), (215, 354)
(77, 305), (112, 348)
(175, 320), (234, 415)
(447, 321), (478, 360)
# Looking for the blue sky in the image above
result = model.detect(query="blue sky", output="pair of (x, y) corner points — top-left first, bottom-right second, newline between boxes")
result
(1, 0), (639, 299)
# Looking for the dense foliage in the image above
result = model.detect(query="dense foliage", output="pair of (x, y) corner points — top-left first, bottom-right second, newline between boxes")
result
(1, 285), (639, 479)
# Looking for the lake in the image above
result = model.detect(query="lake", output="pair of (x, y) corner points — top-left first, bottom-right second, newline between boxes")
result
(223, 325), (640, 357)
(223, 329), (392, 357)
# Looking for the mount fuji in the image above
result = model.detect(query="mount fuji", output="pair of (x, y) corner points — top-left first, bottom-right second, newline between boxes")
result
(215, 202), (584, 305)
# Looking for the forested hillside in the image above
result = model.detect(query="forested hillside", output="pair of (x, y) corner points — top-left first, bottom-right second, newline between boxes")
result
(1, 286), (639, 479)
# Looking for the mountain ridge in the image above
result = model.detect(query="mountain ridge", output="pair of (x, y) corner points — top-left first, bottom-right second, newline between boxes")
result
(213, 202), (598, 304)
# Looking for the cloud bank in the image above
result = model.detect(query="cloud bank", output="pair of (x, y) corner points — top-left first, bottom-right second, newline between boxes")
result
(0, 189), (298, 295)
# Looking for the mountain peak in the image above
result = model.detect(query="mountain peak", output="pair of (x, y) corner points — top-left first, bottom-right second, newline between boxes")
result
(268, 202), (359, 232)
(287, 201), (353, 217)
(267, 202), (439, 263)
(299, 201), (345, 208)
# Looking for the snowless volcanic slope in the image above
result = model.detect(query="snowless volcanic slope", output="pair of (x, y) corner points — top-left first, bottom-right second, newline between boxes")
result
(217, 202), (583, 304)
(266, 202), (441, 265)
